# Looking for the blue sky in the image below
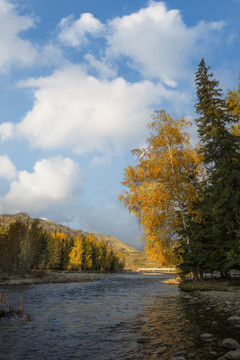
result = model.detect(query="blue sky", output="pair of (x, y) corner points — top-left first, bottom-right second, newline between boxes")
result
(0, 0), (239, 249)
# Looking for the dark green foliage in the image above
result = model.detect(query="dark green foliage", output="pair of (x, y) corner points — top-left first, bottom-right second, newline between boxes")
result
(195, 59), (238, 165)
(0, 221), (25, 272)
(178, 59), (240, 277)
(31, 231), (49, 270)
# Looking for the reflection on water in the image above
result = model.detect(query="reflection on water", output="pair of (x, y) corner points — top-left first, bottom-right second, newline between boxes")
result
(0, 274), (239, 359)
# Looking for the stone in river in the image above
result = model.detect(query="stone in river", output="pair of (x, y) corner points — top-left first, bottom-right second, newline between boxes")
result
(173, 351), (187, 356)
(228, 316), (240, 322)
(137, 337), (150, 344)
(156, 346), (167, 355)
(222, 338), (240, 350)
(200, 333), (214, 339)
(187, 353), (196, 359)
(223, 350), (240, 360)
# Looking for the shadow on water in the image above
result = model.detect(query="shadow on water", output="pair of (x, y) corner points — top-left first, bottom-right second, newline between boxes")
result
(0, 274), (239, 359)
(125, 293), (240, 360)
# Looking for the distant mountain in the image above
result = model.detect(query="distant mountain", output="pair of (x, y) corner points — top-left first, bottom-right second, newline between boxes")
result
(0, 213), (159, 270)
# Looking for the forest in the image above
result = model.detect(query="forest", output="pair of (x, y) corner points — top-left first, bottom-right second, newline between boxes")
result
(0, 219), (125, 274)
(120, 59), (240, 280)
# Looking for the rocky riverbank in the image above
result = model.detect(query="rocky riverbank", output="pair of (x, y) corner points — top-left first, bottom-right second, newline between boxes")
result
(0, 271), (114, 286)
(179, 278), (240, 292)
(178, 291), (240, 360)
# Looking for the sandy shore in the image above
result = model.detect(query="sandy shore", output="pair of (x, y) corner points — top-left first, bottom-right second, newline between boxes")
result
(0, 271), (115, 286)
(160, 277), (181, 285)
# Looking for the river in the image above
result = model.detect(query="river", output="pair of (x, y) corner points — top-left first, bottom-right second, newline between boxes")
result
(0, 273), (239, 359)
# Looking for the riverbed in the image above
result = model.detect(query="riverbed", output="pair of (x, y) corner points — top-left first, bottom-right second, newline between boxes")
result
(0, 273), (239, 359)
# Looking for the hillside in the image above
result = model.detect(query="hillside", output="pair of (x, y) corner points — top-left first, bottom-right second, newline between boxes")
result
(0, 213), (159, 270)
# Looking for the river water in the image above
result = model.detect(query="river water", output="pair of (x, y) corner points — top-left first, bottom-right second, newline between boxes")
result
(0, 273), (239, 360)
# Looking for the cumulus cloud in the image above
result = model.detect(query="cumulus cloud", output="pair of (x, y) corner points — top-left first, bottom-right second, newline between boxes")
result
(0, 0), (38, 71)
(58, 12), (104, 47)
(39, 44), (66, 67)
(106, 1), (225, 86)
(0, 122), (14, 141)
(0, 155), (17, 179)
(6, 64), (185, 155)
(84, 54), (116, 78)
(0, 157), (81, 214)
(0, 2), (227, 158)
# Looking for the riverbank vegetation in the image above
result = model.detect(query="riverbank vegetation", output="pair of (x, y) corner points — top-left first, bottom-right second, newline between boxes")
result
(179, 278), (240, 292)
(0, 220), (125, 274)
(120, 59), (240, 280)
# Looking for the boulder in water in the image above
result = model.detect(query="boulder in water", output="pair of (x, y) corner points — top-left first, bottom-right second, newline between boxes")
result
(223, 350), (240, 360)
(222, 338), (240, 350)
(228, 316), (240, 322)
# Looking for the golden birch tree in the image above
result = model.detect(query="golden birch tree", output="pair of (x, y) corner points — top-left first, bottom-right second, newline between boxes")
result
(119, 110), (202, 265)
(226, 76), (240, 135)
(68, 235), (85, 270)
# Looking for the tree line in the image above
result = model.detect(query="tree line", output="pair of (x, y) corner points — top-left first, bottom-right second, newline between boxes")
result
(120, 59), (240, 279)
(0, 219), (125, 273)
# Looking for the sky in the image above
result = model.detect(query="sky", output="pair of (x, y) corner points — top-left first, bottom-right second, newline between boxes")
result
(0, 0), (239, 250)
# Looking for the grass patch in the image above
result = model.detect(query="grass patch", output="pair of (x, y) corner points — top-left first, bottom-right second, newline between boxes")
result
(179, 278), (240, 292)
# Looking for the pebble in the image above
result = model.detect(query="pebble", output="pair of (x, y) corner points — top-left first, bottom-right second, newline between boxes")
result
(228, 316), (240, 322)
(200, 333), (214, 339)
(188, 353), (196, 359)
(137, 338), (150, 344)
(173, 351), (187, 356)
(223, 350), (240, 360)
(222, 338), (240, 350)
(156, 346), (167, 355)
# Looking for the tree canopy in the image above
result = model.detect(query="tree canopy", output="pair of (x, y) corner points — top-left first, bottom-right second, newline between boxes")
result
(120, 60), (240, 276)
(119, 110), (202, 265)
(0, 221), (124, 274)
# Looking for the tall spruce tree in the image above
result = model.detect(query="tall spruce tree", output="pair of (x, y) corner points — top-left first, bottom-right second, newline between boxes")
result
(195, 59), (240, 274)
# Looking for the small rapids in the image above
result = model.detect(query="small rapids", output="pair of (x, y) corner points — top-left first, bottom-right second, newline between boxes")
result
(0, 273), (239, 359)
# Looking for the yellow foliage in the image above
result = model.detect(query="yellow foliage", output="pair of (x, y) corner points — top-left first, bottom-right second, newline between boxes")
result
(226, 77), (240, 135)
(51, 232), (67, 243)
(119, 110), (203, 265)
(69, 236), (84, 270)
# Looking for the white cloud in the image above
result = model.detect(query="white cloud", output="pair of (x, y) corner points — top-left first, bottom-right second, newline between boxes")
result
(39, 44), (66, 67)
(106, 1), (225, 85)
(58, 12), (104, 47)
(0, 0), (38, 72)
(0, 122), (14, 141)
(0, 157), (81, 214)
(8, 64), (185, 155)
(0, 155), (17, 179)
(84, 53), (116, 78)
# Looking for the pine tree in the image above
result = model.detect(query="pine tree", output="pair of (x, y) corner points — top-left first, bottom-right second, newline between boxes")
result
(195, 59), (240, 273)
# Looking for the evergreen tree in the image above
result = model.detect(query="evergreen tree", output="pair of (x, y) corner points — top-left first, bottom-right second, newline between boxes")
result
(47, 232), (62, 270)
(194, 59), (240, 273)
